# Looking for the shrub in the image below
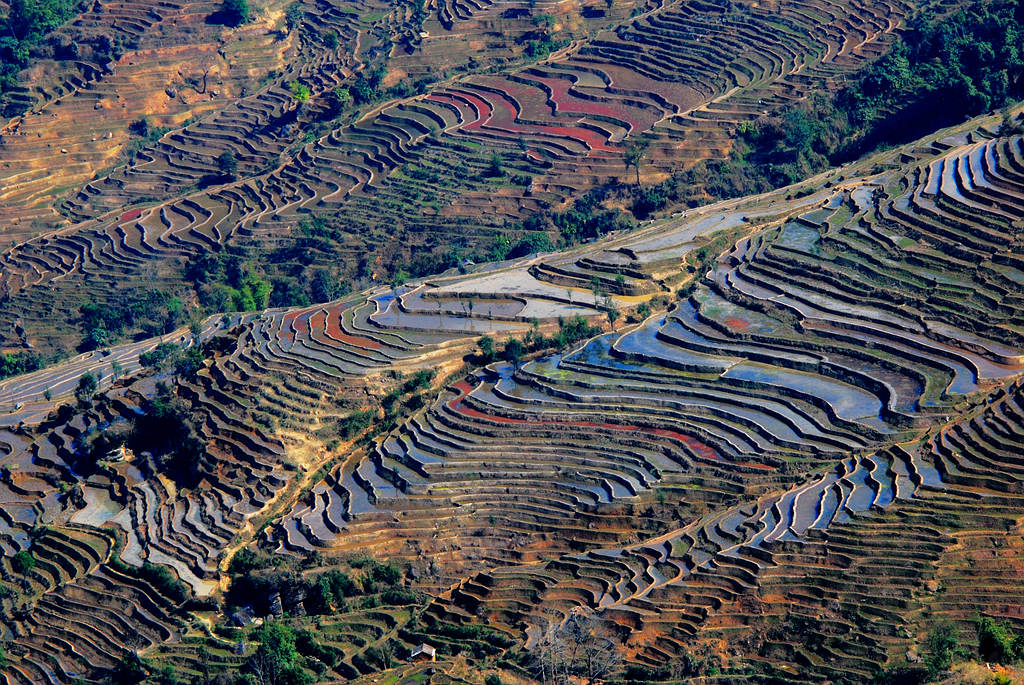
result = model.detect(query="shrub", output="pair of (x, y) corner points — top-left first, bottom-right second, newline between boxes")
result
(289, 80), (311, 102)
(338, 409), (375, 439)
(140, 342), (180, 369)
(924, 623), (961, 677)
(478, 335), (496, 363)
(402, 369), (435, 393)
(976, 616), (1024, 664)
(284, 1), (302, 29)
(137, 562), (189, 604)
(11, 550), (34, 577)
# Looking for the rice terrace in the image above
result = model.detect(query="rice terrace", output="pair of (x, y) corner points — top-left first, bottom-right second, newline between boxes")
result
(0, 0), (1023, 682)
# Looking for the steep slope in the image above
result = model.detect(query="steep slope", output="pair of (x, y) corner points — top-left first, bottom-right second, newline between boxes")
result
(0, 107), (1022, 682)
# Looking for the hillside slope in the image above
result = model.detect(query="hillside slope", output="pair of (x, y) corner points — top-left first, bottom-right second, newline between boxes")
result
(0, 101), (1022, 683)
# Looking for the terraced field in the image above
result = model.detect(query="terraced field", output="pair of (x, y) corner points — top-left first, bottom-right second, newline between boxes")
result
(2, 0), (1024, 678)
(0, 0), (930, 354)
(1, 99), (1022, 682)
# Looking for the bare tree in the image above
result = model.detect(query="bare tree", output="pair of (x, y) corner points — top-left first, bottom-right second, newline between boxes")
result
(248, 648), (277, 685)
(530, 611), (622, 684)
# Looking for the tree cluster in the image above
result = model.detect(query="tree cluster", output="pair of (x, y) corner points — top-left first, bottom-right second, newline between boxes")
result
(0, 0), (85, 112)
(226, 550), (415, 620)
(621, 0), (1024, 219)
(476, 315), (602, 368)
(186, 251), (273, 313)
(0, 351), (43, 380)
(78, 290), (190, 351)
(524, 190), (635, 246)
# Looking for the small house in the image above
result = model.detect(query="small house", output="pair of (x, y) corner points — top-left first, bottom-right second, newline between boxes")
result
(410, 643), (436, 663)
(230, 605), (256, 627)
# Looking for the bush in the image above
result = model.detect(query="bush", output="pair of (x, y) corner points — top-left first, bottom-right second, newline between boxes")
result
(925, 623), (961, 677)
(289, 80), (311, 102)
(284, 1), (303, 29)
(140, 342), (178, 369)
(402, 369), (435, 393)
(369, 560), (402, 586)
(478, 335), (495, 363)
(136, 562), (189, 604)
(295, 629), (342, 668)
(338, 409), (375, 439)
(79, 290), (187, 350)
(977, 616), (1024, 664)
(228, 548), (279, 575)
(380, 588), (420, 605)
(11, 550), (34, 577)
(250, 623), (315, 685)
(130, 388), (204, 486)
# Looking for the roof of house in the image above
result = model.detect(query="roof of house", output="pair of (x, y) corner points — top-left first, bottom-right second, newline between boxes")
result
(410, 643), (436, 657)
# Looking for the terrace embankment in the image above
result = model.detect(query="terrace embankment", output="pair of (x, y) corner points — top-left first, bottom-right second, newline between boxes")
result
(1, 110), (1023, 682)
(0, 0), (936, 355)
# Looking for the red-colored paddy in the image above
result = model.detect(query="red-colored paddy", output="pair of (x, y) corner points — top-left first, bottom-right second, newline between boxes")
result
(279, 310), (303, 343)
(447, 380), (781, 472)
(724, 317), (750, 331)
(428, 90), (615, 153)
(321, 308), (384, 350)
(523, 74), (655, 132)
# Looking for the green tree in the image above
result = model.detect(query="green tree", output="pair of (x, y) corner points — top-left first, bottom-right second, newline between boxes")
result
(977, 616), (1021, 663)
(0, 351), (42, 379)
(249, 622), (313, 685)
(487, 152), (504, 177)
(221, 0), (249, 26)
(152, 664), (180, 685)
(624, 138), (650, 185)
(129, 117), (151, 138)
(173, 346), (204, 379)
(217, 150), (238, 180)
(75, 372), (98, 405)
(478, 335), (495, 362)
(503, 337), (525, 369)
(607, 305), (620, 328)
(140, 342), (180, 370)
(924, 623), (960, 678)
(284, 1), (303, 30)
(310, 268), (342, 302)
(11, 550), (34, 588)
(112, 652), (147, 684)
(326, 87), (352, 118)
